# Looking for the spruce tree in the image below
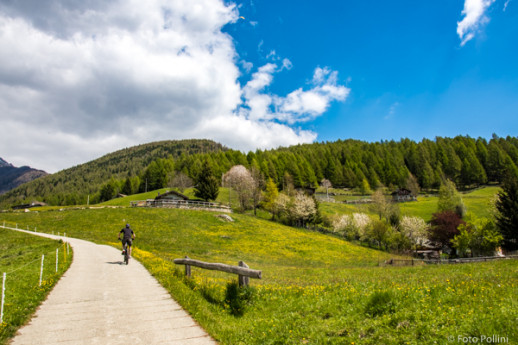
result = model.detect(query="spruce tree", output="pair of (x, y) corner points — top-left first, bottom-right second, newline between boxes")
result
(496, 173), (518, 251)
(194, 159), (219, 201)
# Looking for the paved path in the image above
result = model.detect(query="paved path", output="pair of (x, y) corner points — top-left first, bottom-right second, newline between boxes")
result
(4, 227), (216, 345)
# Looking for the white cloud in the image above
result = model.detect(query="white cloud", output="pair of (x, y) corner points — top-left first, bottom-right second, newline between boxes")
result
(240, 64), (349, 125)
(385, 102), (399, 120)
(0, 0), (349, 173)
(503, 0), (512, 11)
(457, 0), (495, 46)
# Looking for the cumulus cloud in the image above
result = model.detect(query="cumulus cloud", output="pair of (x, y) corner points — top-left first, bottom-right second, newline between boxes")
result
(241, 65), (350, 124)
(0, 0), (348, 172)
(457, 0), (495, 46)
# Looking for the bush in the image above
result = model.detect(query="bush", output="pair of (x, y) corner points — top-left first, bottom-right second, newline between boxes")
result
(224, 281), (255, 316)
(364, 291), (397, 317)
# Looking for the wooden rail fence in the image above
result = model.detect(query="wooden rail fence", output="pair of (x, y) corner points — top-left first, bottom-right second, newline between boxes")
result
(131, 199), (231, 213)
(173, 256), (261, 287)
(384, 255), (518, 266)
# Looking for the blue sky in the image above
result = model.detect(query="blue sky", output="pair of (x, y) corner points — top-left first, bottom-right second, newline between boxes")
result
(0, 0), (516, 172)
(225, 0), (518, 142)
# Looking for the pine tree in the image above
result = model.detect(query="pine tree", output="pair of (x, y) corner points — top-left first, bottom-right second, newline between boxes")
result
(194, 159), (219, 201)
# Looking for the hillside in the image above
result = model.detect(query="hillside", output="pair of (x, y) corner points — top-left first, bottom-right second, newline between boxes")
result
(0, 158), (47, 195)
(0, 139), (226, 207)
(1, 208), (516, 344)
(1, 135), (517, 209)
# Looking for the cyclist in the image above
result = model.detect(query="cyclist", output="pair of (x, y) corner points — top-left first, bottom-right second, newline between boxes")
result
(118, 224), (136, 258)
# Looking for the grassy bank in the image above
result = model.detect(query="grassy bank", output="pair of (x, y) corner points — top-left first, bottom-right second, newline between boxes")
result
(1, 207), (516, 344)
(0, 228), (73, 344)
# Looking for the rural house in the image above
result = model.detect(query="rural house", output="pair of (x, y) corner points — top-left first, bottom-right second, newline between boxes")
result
(391, 188), (416, 202)
(131, 190), (231, 213)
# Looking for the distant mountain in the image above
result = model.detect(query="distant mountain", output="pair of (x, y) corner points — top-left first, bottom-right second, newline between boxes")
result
(0, 157), (11, 167)
(0, 158), (48, 195)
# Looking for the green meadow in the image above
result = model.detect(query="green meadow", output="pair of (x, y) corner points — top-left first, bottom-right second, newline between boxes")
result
(320, 186), (501, 222)
(1, 187), (516, 345)
(0, 228), (72, 344)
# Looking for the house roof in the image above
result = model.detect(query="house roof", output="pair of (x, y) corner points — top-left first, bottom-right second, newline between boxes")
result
(391, 188), (412, 196)
(154, 190), (190, 200)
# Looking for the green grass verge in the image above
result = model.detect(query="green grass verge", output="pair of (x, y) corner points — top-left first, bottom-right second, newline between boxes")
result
(0, 228), (73, 344)
(1, 206), (516, 344)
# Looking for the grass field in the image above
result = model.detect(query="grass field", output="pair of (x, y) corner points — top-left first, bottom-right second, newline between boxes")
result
(1, 200), (516, 344)
(320, 186), (501, 222)
(0, 228), (72, 344)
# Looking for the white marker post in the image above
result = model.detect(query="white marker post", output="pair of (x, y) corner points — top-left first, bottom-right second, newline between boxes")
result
(1, 272), (6, 324)
(39, 255), (45, 286)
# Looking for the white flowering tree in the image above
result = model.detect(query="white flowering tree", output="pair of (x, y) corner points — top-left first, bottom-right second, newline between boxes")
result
(333, 212), (371, 240)
(400, 216), (429, 252)
(289, 192), (317, 227)
(222, 165), (254, 211)
(321, 178), (332, 200)
(272, 192), (291, 219)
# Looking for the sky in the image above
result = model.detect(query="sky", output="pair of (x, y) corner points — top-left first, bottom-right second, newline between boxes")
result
(0, 0), (517, 173)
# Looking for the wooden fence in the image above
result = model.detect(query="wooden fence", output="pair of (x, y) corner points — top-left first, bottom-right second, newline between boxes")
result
(173, 256), (261, 287)
(384, 255), (518, 266)
(131, 199), (231, 213)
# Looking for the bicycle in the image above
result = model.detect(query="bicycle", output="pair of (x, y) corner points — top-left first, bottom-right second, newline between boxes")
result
(119, 238), (132, 265)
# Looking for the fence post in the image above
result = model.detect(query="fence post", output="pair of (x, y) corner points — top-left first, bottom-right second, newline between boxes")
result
(1, 272), (5, 324)
(56, 249), (59, 273)
(238, 261), (250, 287)
(184, 256), (191, 278)
(39, 255), (44, 286)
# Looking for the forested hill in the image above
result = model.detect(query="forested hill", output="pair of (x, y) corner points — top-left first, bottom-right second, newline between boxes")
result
(1, 135), (518, 208)
(0, 139), (226, 206)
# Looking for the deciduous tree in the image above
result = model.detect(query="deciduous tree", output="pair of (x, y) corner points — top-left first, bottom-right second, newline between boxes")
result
(429, 211), (465, 249)
(437, 179), (466, 218)
(169, 171), (193, 193)
(400, 216), (428, 252)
